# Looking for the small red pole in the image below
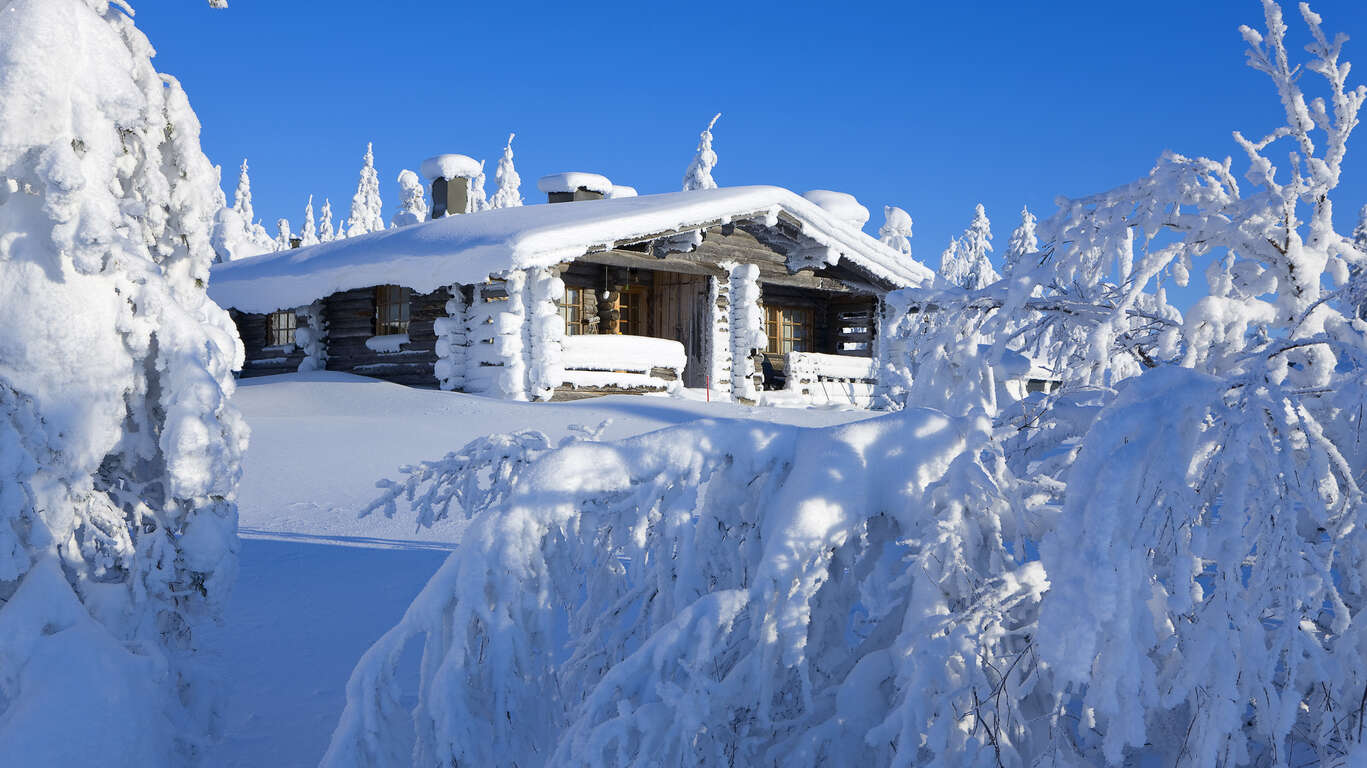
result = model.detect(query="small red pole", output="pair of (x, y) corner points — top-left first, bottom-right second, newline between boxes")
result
(706, 375), (710, 402)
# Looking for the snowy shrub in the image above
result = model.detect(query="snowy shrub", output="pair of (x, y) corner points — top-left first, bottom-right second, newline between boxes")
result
(325, 411), (1048, 767)
(0, 0), (246, 763)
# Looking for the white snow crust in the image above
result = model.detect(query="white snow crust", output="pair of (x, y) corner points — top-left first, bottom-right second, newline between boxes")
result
(606, 184), (638, 199)
(420, 153), (481, 181)
(802, 189), (870, 228)
(209, 186), (935, 314)
(536, 171), (613, 195)
(561, 334), (686, 373)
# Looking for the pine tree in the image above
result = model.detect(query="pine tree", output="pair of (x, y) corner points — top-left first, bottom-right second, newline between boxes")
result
(300, 195), (319, 246)
(392, 169), (428, 227)
(319, 198), (336, 243)
(229, 158), (274, 252)
(939, 204), (998, 289)
(346, 142), (385, 237)
(878, 205), (913, 255)
(0, 0), (246, 761)
(682, 113), (721, 191)
(489, 133), (524, 209)
(275, 217), (293, 250)
(468, 159), (488, 213)
(1003, 205), (1038, 275)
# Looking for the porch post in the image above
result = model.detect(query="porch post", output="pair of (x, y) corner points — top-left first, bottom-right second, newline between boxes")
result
(705, 274), (733, 399)
(433, 285), (469, 391)
(294, 300), (328, 372)
(726, 262), (765, 404)
(524, 267), (565, 401)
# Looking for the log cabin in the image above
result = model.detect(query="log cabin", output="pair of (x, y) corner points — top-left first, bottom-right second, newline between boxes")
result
(208, 159), (935, 406)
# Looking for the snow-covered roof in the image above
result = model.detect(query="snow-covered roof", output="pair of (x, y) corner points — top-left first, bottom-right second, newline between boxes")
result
(606, 185), (638, 199)
(537, 172), (613, 195)
(209, 185), (935, 314)
(421, 154), (481, 180)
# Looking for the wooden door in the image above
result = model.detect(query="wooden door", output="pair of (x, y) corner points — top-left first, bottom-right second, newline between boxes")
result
(651, 272), (710, 388)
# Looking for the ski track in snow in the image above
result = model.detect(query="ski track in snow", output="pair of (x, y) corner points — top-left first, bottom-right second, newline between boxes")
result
(204, 371), (873, 766)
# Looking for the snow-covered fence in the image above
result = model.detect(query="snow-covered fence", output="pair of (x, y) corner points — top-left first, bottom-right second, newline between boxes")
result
(781, 351), (877, 407)
(559, 335), (686, 394)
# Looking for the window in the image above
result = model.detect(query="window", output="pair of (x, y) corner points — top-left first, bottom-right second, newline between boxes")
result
(616, 288), (647, 336)
(559, 287), (598, 335)
(266, 310), (296, 346)
(765, 305), (813, 354)
(374, 285), (411, 335)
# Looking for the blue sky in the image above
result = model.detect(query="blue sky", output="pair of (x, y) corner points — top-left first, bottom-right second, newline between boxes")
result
(139, 0), (1365, 279)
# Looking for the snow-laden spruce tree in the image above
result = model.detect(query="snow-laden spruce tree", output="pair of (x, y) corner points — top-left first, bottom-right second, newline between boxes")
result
(300, 195), (319, 245)
(346, 142), (385, 236)
(319, 198), (337, 242)
(878, 204), (913, 255)
(488, 133), (524, 209)
(1002, 204), (1037, 275)
(211, 158), (274, 261)
(682, 112), (721, 191)
(0, 0), (247, 764)
(938, 203), (998, 289)
(274, 217), (293, 250)
(391, 169), (428, 227)
(469, 159), (489, 213)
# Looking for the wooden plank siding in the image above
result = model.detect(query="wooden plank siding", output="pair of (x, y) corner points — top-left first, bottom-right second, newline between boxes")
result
(231, 309), (308, 378)
(323, 286), (450, 387)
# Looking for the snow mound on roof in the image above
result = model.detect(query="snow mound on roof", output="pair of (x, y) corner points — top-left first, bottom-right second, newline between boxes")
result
(537, 172), (613, 195)
(421, 154), (482, 181)
(803, 190), (870, 228)
(606, 185), (638, 199)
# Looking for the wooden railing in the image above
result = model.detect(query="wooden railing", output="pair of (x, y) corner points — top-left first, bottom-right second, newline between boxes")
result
(782, 351), (877, 407)
(559, 335), (687, 396)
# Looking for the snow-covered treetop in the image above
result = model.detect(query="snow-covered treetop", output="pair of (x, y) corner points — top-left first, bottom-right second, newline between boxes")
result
(1355, 203), (1367, 249)
(392, 169), (428, 227)
(318, 198), (335, 243)
(488, 134), (524, 210)
(275, 217), (293, 250)
(1003, 204), (1037, 274)
(938, 203), (998, 289)
(346, 142), (385, 237)
(300, 195), (319, 246)
(536, 171), (614, 195)
(232, 158), (255, 223)
(801, 189), (870, 228)
(682, 112), (721, 191)
(879, 204), (913, 255)
(607, 185), (638, 199)
(421, 153), (482, 181)
(468, 160), (488, 213)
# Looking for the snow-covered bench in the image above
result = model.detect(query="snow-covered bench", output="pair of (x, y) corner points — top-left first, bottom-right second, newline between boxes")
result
(781, 351), (877, 407)
(558, 335), (687, 399)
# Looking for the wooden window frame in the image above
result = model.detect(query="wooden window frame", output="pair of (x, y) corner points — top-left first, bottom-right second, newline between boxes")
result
(374, 285), (412, 336)
(559, 286), (599, 336)
(764, 304), (814, 354)
(616, 287), (648, 337)
(266, 310), (297, 347)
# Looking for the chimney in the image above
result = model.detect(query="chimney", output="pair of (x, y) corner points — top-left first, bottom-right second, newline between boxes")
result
(421, 154), (482, 218)
(537, 172), (613, 204)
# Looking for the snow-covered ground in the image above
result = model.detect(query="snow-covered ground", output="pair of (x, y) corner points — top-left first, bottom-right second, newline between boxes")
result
(203, 372), (875, 767)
